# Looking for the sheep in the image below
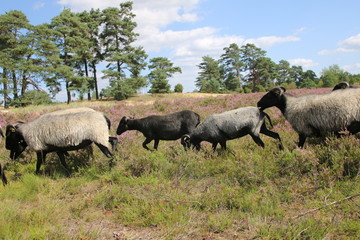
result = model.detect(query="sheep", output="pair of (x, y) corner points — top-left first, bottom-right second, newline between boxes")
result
(0, 129), (7, 185)
(5, 110), (113, 174)
(117, 110), (200, 150)
(0, 163), (7, 186)
(332, 81), (357, 91)
(181, 106), (283, 151)
(257, 86), (360, 148)
(42, 107), (118, 151)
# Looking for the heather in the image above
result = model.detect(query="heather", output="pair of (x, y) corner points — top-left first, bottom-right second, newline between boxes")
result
(0, 89), (359, 239)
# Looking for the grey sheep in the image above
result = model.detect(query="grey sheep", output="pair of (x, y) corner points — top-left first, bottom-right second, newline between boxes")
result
(6, 110), (113, 174)
(181, 106), (283, 151)
(257, 86), (360, 148)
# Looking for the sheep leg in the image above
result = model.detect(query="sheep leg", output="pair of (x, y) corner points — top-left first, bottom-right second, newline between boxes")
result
(260, 125), (284, 150)
(298, 134), (307, 148)
(0, 163), (8, 186)
(219, 141), (227, 150)
(212, 142), (218, 151)
(142, 138), (152, 151)
(95, 143), (113, 158)
(250, 134), (265, 148)
(56, 152), (71, 176)
(36, 151), (46, 174)
(109, 136), (118, 151)
(153, 139), (160, 150)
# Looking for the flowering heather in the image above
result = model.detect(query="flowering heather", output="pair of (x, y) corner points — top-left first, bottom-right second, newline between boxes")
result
(0, 88), (359, 239)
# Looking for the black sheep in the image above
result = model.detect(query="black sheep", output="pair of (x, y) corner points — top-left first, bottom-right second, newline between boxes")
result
(117, 110), (200, 150)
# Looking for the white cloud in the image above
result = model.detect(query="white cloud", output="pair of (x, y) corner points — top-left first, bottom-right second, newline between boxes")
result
(246, 35), (300, 48)
(288, 58), (319, 68)
(33, 2), (45, 10)
(318, 33), (360, 55)
(342, 63), (360, 74)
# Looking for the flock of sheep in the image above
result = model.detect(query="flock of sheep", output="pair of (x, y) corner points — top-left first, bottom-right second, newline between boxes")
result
(1, 82), (359, 185)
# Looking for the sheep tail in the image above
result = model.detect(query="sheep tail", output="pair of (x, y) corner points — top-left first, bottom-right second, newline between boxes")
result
(0, 163), (8, 186)
(263, 111), (274, 129)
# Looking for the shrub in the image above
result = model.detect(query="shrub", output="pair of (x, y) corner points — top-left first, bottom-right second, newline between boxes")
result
(10, 90), (52, 107)
(174, 84), (183, 93)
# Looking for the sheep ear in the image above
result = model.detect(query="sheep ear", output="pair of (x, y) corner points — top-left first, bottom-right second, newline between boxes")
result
(184, 135), (190, 144)
(272, 87), (286, 96)
(6, 125), (16, 136)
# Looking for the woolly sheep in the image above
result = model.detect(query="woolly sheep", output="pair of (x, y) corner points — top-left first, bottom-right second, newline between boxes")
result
(181, 106), (283, 151)
(117, 110), (200, 150)
(257, 86), (360, 148)
(42, 107), (118, 151)
(6, 110), (113, 174)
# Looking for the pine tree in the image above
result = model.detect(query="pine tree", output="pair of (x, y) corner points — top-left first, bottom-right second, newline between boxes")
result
(196, 56), (223, 93)
(220, 43), (243, 92)
(100, 2), (147, 100)
(148, 57), (181, 93)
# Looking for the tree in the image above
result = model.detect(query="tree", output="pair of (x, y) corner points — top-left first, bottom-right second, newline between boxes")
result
(320, 65), (350, 87)
(148, 57), (181, 93)
(174, 83), (183, 93)
(240, 43), (266, 92)
(100, 2), (147, 100)
(50, 8), (90, 104)
(220, 43), (243, 91)
(0, 10), (32, 107)
(76, 10), (101, 100)
(196, 56), (223, 93)
(276, 60), (292, 85)
(253, 57), (277, 91)
(298, 70), (318, 88)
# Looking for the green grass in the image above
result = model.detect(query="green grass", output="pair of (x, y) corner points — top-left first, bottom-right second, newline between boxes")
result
(0, 91), (359, 239)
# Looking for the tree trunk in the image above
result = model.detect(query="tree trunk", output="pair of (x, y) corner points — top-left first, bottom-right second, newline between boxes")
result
(21, 72), (27, 96)
(66, 81), (71, 104)
(93, 63), (99, 100)
(2, 68), (8, 109)
(12, 70), (18, 99)
(84, 59), (91, 101)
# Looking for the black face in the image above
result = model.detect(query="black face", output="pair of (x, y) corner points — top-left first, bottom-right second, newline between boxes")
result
(257, 87), (286, 110)
(181, 135), (201, 150)
(181, 135), (191, 149)
(116, 116), (129, 135)
(5, 125), (27, 160)
(332, 82), (350, 91)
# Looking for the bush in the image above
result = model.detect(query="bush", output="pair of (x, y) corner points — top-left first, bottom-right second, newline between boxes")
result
(174, 84), (183, 93)
(10, 90), (52, 107)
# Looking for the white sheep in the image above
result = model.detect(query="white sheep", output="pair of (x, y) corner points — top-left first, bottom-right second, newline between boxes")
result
(6, 110), (113, 174)
(257, 87), (360, 147)
(42, 107), (118, 150)
(181, 106), (283, 151)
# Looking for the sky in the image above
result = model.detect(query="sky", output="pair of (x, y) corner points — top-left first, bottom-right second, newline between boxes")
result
(2, 0), (360, 101)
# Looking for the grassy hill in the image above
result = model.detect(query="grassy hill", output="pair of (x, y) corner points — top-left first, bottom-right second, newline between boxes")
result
(0, 89), (359, 239)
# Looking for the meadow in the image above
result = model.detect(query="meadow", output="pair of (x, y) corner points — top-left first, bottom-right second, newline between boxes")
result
(0, 89), (359, 239)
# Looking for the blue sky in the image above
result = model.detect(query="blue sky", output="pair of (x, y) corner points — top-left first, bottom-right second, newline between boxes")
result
(2, 0), (360, 100)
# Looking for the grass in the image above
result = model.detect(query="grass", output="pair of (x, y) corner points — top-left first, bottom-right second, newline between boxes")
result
(0, 89), (359, 239)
